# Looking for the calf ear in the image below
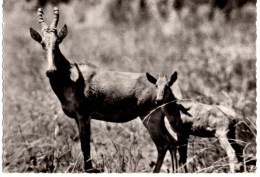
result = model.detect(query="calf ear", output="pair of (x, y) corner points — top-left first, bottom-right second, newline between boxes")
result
(30, 28), (42, 43)
(146, 73), (157, 85)
(168, 71), (177, 86)
(57, 24), (67, 43)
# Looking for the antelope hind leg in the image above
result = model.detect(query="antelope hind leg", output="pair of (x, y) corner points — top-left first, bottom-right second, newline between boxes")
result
(227, 129), (244, 172)
(216, 130), (238, 173)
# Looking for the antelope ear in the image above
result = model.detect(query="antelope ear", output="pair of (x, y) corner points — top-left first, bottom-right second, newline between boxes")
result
(168, 71), (177, 86)
(57, 24), (67, 43)
(146, 73), (157, 85)
(30, 28), (42, 43)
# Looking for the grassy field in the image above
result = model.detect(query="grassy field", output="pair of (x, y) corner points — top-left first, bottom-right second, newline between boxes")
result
(3, 0), (256, 173)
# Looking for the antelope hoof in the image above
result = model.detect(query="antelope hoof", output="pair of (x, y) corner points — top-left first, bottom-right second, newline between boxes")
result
(235, 162), (244, 172)
(85, 168), (104, 173)
(149, 161), (156, 168)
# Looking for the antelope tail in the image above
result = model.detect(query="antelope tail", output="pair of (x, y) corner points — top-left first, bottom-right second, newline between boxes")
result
(234, 117), (256, 147)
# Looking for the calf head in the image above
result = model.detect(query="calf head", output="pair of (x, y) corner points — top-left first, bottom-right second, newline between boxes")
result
(146, 72), (177, 104)
(29, 7), (67, 74)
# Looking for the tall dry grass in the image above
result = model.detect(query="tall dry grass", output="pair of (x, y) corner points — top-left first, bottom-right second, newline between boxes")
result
(3, 0), (256, 173)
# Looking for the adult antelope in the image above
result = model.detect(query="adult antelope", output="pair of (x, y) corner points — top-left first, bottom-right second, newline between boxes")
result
(29, 7), (182, 173)
(146, 72), (256, 173)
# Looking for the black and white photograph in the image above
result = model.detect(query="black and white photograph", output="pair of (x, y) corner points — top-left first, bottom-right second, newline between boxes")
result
(1, 0), (257, 173)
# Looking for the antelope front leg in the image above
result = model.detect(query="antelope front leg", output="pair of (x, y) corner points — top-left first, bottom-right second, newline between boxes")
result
(76, 114), (95, 172)
(141, 111), (168, 173)
(153, 148), (167, 173)
(169, 148), (178, 173)
(177, 134), (188, 173)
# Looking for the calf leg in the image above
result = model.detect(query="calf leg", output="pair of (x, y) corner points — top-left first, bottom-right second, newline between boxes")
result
(177, 135), (188, 173)
(152, 127), (178, 173)
(153, 147), (168, 173)
(227, 128), (244, 172)
(161, 117), (178, 172)
(141, 110), (176, 173)
(169, 147), (178, 173)
(216, 130), (237, 173)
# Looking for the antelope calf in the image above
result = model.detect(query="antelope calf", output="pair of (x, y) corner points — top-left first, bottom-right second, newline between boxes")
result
(146, 72), (255, 173)
(30, 7), (181, 173)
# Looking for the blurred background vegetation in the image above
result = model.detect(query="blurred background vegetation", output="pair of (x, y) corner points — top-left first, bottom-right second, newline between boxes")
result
(3, 0), (256, 173)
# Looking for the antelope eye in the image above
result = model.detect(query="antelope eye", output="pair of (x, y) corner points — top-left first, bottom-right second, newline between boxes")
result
(41, 41), (46, 48)
(56, 38), (61, 44)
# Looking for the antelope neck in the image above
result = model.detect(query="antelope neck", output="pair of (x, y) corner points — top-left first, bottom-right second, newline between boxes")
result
(166, 91), (177, 104)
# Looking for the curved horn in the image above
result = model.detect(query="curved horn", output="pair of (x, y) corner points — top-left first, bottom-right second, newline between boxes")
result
(37, 8), (48, 32)
(50, 7), (59, 30)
